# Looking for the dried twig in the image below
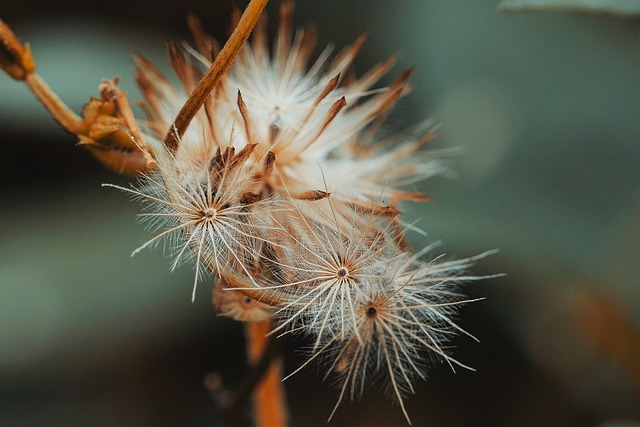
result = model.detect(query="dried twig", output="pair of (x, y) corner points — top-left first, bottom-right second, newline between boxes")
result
(164, 0), (269, 152)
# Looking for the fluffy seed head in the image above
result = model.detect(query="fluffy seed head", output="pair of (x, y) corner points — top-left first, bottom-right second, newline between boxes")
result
(104, 1), (498, 422)
(290, 247), (495, 424)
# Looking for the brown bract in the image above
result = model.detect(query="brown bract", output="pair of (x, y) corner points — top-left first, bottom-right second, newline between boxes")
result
(77, 78), (154, 174)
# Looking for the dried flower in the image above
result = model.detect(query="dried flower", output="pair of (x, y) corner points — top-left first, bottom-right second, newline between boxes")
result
(0, 20), (153, 174)
(115, 1), (496, 422)
(104, 139), (281, 301)
(1, 0), (498, 423)
(284, 247), (496, 424)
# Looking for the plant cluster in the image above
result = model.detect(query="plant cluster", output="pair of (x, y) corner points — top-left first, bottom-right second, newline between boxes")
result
(0, 1), (495, 423)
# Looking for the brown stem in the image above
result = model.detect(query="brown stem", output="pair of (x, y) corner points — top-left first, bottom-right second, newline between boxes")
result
(164, 0), (269, 152)
(1, 20), (82, 132)
(24, 74), (85, 134)
(246, 320), (289, 427)
(205, 323), (282, 427)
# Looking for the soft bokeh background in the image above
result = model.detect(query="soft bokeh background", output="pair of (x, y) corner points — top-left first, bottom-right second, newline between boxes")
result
(1, 1), (639, 426)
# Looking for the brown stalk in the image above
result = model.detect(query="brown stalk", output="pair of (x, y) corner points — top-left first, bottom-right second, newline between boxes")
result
(246, 320), (288, 427)
(164, 0), (270, 152)
(205, 324), (282, 427)
(23, 73), (152, 174)
(23, 74), (85, 133)
(2, 20), (153, 174)
(1, 20), (78, 132)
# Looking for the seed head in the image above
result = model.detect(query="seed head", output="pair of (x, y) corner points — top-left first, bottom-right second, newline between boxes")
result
(294, 248), (496, 424)
(103, 1), (498, 422)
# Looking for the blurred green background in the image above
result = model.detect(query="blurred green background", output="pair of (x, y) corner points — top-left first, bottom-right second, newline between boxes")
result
(1, 0), (639, 426)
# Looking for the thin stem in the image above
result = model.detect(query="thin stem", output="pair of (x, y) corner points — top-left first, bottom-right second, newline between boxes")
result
(164, 0), (269, 152)
(24, 74), (85, 133)
(246, 320), (289, 427)
(206, 320), (288, 427)
(205, 321), (286, 427)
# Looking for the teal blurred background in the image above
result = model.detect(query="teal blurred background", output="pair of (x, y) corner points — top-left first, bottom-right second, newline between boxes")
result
(1, 1), (639, 426)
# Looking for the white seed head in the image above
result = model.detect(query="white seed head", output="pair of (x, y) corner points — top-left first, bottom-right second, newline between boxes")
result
(105, 1), (499, 423)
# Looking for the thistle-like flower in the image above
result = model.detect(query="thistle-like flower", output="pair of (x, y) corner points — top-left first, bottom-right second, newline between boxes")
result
(104, 139), (280, 301)
(1, 0), (498, 423)
(119, 1), (497, 422)
(261, 199), (393, 342)
(283, 247), (496, 424)
(136, 0), (447, 215)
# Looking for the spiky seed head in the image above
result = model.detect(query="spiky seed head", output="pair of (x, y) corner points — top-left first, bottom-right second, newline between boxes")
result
(103, 1), (499, 423)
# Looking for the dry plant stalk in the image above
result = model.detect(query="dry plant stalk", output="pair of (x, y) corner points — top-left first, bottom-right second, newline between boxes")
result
(246, 321), (288, 427)
(0, 0), (498, 425)
(165, 0), (269, 151)
(0, 20), (154, 174)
